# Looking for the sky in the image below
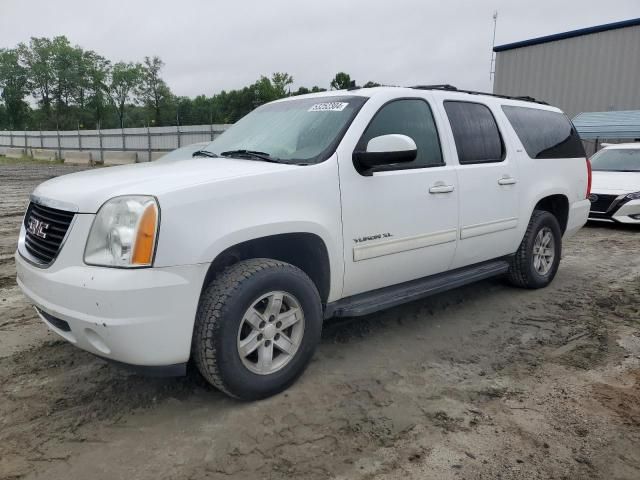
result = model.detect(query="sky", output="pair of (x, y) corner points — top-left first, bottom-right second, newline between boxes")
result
(1, 0), (638, 98)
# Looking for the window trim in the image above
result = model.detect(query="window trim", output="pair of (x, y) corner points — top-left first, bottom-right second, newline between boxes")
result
(443, 100), (507, 165)
(352, 97), (446, 176)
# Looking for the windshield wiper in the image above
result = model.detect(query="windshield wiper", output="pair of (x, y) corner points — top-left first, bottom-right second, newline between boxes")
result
(220, 149), (283, 163)
(192, 150), (219, 158)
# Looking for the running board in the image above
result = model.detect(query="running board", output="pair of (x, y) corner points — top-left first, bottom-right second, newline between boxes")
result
(324, 259), (510, 318)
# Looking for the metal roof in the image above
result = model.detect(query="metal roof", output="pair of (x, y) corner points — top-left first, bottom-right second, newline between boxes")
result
(573, 110), (640, 140)
(494, 17), (640, 52)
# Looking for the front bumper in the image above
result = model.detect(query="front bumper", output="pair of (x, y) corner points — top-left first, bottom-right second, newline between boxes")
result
(588, 195), (640, 224)
(15, 219), (209, 369)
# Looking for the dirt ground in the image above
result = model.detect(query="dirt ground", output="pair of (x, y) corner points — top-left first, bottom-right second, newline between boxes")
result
(1, 162), (639, 480)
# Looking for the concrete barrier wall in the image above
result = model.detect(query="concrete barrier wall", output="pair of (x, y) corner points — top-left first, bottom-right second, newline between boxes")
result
(6, 147), (25, 158)
(150, 151), (166, 161)
(104, 151), (137, 166)
(64, 151), (93, 165)
(31, 149), (58, 161)
(0, 124), (231, 163)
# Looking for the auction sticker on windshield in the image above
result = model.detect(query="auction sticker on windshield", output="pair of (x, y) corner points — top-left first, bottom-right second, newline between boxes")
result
(308, 102), (349, 112)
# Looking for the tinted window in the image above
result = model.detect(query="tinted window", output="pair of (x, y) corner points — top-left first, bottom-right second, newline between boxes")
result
(444, 101), (505, 164)
(502, 105), (585, 159)
(357, 99), (443, 169)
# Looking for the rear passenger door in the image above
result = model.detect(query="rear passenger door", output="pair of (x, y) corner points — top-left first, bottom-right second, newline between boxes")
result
(441, 100), (521, 268)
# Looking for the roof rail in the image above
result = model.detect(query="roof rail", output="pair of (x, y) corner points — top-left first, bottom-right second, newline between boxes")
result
(410, 85), (548, 105)
(412, 84), (458, 91)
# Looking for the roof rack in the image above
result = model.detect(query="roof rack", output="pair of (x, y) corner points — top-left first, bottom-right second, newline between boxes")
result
(410, 85), (548, 105)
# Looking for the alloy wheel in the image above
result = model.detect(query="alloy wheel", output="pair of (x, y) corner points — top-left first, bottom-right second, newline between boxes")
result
(532, 227), (555, 275)
(236, 291), (305, 375)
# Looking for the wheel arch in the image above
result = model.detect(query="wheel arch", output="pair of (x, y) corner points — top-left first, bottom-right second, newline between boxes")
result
(202, 232), (332, 305)
(532, 194), (570, 234)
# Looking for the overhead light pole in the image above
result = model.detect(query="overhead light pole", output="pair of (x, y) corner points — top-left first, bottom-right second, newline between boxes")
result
(489, 11), (499, 90)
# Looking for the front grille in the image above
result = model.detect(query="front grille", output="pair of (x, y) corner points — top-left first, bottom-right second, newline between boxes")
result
(589, 194), (618, 213)
(23, 202), (75, 265)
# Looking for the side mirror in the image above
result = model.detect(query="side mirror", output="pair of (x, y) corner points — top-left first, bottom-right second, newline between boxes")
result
(353, 134), (417, 170)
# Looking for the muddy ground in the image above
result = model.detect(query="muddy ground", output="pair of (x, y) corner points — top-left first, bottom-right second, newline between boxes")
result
(1, 161), (639, 480)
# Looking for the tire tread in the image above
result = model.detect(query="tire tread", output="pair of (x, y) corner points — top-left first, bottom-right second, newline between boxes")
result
(192, 258), (317, 399)
(507, 210), (561, 289)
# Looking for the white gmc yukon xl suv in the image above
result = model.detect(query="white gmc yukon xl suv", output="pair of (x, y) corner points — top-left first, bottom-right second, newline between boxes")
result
(16, 86), (591, 400)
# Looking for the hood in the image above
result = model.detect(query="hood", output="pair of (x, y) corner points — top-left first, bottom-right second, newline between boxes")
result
(591, 170), (640, 195)
(32, 156), (297, 213)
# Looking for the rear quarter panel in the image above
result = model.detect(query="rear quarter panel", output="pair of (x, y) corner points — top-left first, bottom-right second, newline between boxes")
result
(493, 101), (588, 243)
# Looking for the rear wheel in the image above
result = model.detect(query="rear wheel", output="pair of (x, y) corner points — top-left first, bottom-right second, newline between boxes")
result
(193, 258), (322, 400)
(507, 210), (562, 289)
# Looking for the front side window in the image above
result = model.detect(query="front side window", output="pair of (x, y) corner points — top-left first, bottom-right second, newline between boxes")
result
(590, 148), (640, 172)
(203, 95), (368, 164)
(444, 101), (505, 164)
(356, 99), (444, 170)
(501, 105), (585, 159)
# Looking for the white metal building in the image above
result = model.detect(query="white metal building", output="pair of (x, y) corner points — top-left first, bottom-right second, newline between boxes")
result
(493, 18), (640, 118)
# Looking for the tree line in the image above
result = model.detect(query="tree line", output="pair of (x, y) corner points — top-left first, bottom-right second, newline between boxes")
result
(0, 36), (379, 131)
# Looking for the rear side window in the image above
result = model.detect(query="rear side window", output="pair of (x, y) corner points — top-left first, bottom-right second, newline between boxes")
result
(357, 99), (444, 170)
(501, 105), (585, 159)
(444, 101), (505, 164)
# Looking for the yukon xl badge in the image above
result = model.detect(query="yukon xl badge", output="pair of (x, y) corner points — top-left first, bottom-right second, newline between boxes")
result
(27, 217), (49, 239)
(354, 232), (393, 244)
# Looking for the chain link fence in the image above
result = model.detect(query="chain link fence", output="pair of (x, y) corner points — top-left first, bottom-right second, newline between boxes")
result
(0, 124), (232, 162)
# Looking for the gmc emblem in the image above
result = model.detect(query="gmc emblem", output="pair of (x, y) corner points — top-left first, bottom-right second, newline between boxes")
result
(27, 217), (49, 239)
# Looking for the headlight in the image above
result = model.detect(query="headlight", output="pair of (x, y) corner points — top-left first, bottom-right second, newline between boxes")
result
(626, 191), (640, 200)
(84, 196), (159, 267)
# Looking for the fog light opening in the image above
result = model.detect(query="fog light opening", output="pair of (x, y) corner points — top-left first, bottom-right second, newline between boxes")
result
(84, 328), (111, 355)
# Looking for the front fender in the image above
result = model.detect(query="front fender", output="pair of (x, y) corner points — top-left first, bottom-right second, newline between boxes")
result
(200, 221), (343, 300)
(152, 158), (344, 301)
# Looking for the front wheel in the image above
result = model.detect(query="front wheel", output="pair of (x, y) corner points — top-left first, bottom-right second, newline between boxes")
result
(193, 259), (322, 400)
(507, 210), (562, 289)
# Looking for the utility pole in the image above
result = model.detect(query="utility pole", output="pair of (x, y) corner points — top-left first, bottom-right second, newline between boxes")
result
(489, 11), (498, 90)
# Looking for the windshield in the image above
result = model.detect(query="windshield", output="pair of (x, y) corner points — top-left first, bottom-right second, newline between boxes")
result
(590, 148), (640, 172)
(201, 95), (368, 164)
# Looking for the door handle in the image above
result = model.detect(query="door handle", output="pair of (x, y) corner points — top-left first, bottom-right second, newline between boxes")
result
(498, 176), (517, 185)
(429, 182), (455, 194)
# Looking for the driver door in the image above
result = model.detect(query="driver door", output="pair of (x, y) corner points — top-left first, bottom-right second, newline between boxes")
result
(338, 96), (459, 297)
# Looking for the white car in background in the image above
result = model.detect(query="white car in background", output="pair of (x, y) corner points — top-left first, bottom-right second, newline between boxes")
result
(588, 143), (640, 223)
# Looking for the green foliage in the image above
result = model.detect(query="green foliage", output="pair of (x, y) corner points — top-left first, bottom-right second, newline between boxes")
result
(82, 51), (111, 127)
(0, 36), (371, 130)
(330, 72), (351, 90)
(138, 56), (172, 125)
(271, 72), (294, 97)
(108, 62), (143, 128)
(18, 37), (56, 118)
(0, 48), (30, 128)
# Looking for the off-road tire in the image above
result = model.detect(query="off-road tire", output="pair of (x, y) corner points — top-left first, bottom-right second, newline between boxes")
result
(193, 258), (322, 400)
(507, 210), (562, 289)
